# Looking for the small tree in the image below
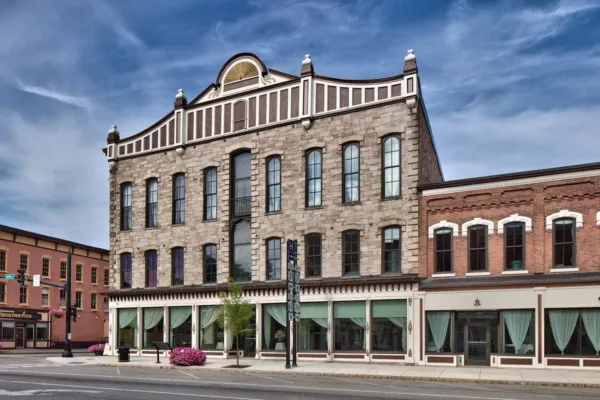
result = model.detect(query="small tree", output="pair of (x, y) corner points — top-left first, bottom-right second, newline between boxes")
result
(217, 281), (255, 367)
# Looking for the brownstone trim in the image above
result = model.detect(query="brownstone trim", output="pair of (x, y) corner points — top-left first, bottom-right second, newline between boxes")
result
(372, 354), (405, 360)
(500, 357), (533, 366)
(203, 351), (224, 356)
(583, 359), (600, 367)
(261, 352), (286, 357)
(427, 355), (454, 363)
(334, 354), (365, 359)
(547, 358), (580, 367)
(537, 294), (542, 364)
(298, 353), (327, 358)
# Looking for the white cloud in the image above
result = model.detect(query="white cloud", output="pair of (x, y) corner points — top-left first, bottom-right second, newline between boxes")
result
(15, 81), (93, 110)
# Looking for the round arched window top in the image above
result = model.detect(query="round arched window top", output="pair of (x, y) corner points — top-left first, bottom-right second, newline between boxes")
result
(224, 61), (259, 84)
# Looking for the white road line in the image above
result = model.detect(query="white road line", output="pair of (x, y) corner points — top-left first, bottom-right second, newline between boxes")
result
(179, 370), (199, 380)
(116, 367), (120, 375)
(248, 373), (293, 385)
(0, 379), (262, 400)
(0, 370), (527, 399)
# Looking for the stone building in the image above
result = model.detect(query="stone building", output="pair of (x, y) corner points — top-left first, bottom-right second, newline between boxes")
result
(103, 50), (441, 362)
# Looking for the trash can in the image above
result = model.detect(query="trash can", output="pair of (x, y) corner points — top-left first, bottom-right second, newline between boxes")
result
(118, 347), (130, 362)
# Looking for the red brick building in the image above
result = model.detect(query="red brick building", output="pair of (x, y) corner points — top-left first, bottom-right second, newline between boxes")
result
(0, 224), (109, 349)
(418, 163), (600, 369)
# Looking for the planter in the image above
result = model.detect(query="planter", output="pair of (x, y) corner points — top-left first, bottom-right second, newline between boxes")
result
(94, 350), (104, 356)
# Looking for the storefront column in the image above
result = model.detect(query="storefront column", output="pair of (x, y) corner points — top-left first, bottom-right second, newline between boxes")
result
(365, 299), (371, 361)
(136, 307), (142, 351)
(163, 306), (169, 344)
(534, 287), (546, 369)
(108, 307), (116, 354)
(327, 300), (333, 359)
(191, 305), (198, 350)
(255, 303), (262, 358)
(405, 295), (415, 364)
(414, 291), (426, 366)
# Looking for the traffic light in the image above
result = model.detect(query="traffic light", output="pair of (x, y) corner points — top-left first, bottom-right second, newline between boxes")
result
(16, 269), (26, 286)
(70, 306), (77, 323)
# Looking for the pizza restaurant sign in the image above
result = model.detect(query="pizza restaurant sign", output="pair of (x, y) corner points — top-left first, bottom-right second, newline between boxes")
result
(0, 309), (41, 320)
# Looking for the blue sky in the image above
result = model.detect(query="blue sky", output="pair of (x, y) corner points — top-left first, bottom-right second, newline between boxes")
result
(1, 0), (599, 248)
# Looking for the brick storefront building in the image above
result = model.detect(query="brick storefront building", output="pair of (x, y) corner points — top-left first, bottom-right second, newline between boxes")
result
(0, 225), (109, 349)
(103, 50), (441, 362)
(418, 164), (600, 369)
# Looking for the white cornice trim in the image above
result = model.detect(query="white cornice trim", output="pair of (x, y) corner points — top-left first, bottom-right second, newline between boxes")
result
(428, 220), (459, 239)
(422, 169), (600, 196)
(461, 218), (494, 236)
(545, 210), (583, 230)
(497, 214), (532, 234)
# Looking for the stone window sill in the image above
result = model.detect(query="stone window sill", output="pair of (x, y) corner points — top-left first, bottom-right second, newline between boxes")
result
(342, 202), (361, 206)
(381, 196), (401, 202)
(305, 206), (323, 210)
(432, 273), (455, 278)
(465, 271), (490, 277)
(550, 267), (579, 273)
(266, 210), (282, 216)
(502, 270), (528, 275)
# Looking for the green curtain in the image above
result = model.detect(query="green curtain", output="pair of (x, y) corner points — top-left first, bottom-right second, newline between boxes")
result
(264, 304), (287, 350)
(388, 317), (407, 352)
(312, 318), (328, 328)
(200, 306), (219, 348)
(169, 307), (192, 346)
(300, 303), (328, 319)
(372, 300), (407, 318)
(427, 312), (450, 353)
(549, 310), (579, 354)
(143, 308), (164, 346)
(334, 301), (366, 319)
(118, 309), (137, 329)
(503, 310), (532, 354)
(351, 317), (367, 349)
(582, 310), (600, 355)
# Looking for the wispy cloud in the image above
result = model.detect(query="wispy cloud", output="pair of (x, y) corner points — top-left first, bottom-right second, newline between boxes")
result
(15, 80), (93, 110)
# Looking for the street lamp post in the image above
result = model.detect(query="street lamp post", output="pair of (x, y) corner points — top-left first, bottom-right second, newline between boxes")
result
(62, 251), (73, 358)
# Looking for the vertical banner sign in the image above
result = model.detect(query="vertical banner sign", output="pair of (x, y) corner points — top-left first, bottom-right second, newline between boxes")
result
(286, 239), (300, 368)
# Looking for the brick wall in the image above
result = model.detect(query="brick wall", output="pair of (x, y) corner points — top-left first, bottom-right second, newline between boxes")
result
(417, 101), (443, 186)
(419, 176), (600, 278)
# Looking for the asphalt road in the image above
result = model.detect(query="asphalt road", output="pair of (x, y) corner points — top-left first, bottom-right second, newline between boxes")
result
(0, 355), (599, 399)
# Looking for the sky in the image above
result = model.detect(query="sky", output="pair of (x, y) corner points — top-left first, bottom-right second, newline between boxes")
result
(0, 0), (599, 249)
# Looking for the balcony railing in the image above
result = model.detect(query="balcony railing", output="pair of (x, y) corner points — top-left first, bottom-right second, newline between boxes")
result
(230, 197), (251, 217)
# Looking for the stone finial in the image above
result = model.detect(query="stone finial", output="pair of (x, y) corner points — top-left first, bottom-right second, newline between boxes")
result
(106, 125), (120, 144)
(174, 88), (187, 108)
(300, 54), (314, 77)
(404, 49), (417, 74)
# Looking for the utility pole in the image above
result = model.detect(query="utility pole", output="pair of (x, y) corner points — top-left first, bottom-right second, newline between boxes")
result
(62, 251), (73, 358)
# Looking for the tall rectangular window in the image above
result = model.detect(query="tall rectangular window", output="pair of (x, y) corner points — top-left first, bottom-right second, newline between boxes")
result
(306, 149), (322, 207)
(382, 227), (401, 273)
(42, 258), (50, 277)
(173, 174), (185, 224)
(121, 182), (132, 231)
(120, 253), (132, 289)
(434, 228), (453, 273)
(231, 152), (251, 217)
(146, 178), (158, 228)
(554, 218), (575, 268)
(0, 283), (6, 303)
(75, 291), (82, 309)
(305, 234), (322, 277)
(468, 226), (488, 271)
(342, 143), (359, 203)
(104, 269), (110, 286)
(91, 267), (97, 284)
(60, 261), (67, 280)
(204, 168), (217, 220)
(266, 238), (281, 280)
(20, 254), (28, 274)
(59, 289), (66, 307)
(267, 156), (281, 212)
(76, 264), (83, 282)
(382, 136), (400, 198)
(41, 287), (49, 306)
(342, 230), (360, 276)
(91, 293), (97, 310)
(146, 250), (158, 288)
(19, 286), (27, 304)
(0, 250), (5, 271)
(171, 247), (184, 286)
(204, 244), (217, 284)
(505, 223), (525, 270)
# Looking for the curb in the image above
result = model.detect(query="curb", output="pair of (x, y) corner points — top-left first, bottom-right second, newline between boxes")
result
(80, 362), (600, 389)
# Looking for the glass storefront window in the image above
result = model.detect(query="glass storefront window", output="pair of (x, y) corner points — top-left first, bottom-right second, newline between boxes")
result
(199, 306), (223, 350)
(426, 311), (452, 353)
(1, 322), (15, 340)
(545, 308), (600, 356)
(143, 308), (163, 348)
(36, 324), (48, 340)
(334, 301), (366, 352)
(372, 300), (407, 353)
(263, 304), (287, 351)
(299, 302), (328, 352)
(170, 306), (192, 348)
(26, 324), (35, 340)
(502, 310), (534, 355)
(118, 308), (137, 348)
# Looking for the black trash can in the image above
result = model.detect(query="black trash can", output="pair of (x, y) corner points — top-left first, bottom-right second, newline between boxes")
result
(118, 347), (130, 362)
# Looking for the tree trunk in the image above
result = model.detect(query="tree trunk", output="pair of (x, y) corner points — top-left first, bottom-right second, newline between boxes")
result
(236, 333), (239, 367)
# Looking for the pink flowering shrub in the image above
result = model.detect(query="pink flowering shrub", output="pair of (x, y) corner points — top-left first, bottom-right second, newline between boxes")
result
(87, 344), (105, 353)
(169, 347), (206, 366)
(49, 309), (64, 318)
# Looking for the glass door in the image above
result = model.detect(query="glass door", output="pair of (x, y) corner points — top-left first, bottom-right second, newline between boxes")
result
(464, 323), (489, 365)
(16, 327), (25, 348)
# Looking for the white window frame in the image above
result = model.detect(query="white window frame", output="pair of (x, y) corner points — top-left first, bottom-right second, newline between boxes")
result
(461, 218), (494, 236)
(428, 220), (459, 239)
(545, 210), (583, 230)
(497, 214), (532, 234)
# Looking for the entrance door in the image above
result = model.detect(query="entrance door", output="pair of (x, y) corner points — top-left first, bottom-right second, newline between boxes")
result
(464, 323), (489, 365)
(16, 327), (25, 348)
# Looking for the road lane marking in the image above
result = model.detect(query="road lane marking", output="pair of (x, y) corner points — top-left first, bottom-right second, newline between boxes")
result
(0, 389), (101, 396)
(179, 370), (199, 379)
(248, 373), (293, 385)
(0, 379), (263, 400)
(116, 367), (120, 375)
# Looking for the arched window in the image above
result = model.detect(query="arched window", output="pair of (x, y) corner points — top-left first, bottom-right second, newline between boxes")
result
(233, 101), (246, 131)
(382, 135), (400, 198)
(342, 143), (359, 203)
(204, 168), (217, 220)
(171, 247), (184, 286)
(120, 253), (132, 289)
(305, 233), (322, 277)
(305, 149), (322, 207)
(146, 178), (158, 228)
(145, 250), (158, 288)
(120, 182), (132, 231)
(434, 228), (453, 273)
(203, 244), (217, 284)
(266, 238), (281, 280)
(468, 225), (488, 271)
(342, 230), (360, 276)
(172, 174), (185, 224)
(267, 156), (281, 212)
(382, 226), (401, 273)
(554, 218), (575, 268)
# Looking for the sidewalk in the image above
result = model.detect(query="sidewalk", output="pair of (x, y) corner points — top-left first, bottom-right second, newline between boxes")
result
(1, 348), (88, 356)
(47, 355), (600, 388)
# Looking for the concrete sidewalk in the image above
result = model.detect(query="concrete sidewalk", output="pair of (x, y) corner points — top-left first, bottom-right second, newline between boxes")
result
(1, 348), (88, 355)
(47, 355), (600, 388)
